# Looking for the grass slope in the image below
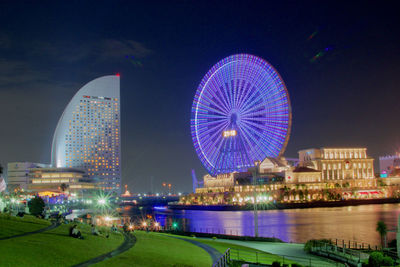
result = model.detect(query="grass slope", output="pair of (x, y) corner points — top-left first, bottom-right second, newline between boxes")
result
(95, 231), (212, 267)
(0, 214), (51, 238)
(0, 222), (124, 267)
(158, 233), (298, 266)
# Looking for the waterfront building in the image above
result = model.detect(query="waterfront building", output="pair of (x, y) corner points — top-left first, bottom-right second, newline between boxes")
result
(28, 167), (95, 196)
(51, 75), (121, 194)
(7, 162), (50, 191)
(298, 148), (375, 187)
(379, 154), (400, 177)
(193, 147), (379, 203)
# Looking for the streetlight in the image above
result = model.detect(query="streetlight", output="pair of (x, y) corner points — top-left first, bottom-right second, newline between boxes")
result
(249, 161), (260, 238)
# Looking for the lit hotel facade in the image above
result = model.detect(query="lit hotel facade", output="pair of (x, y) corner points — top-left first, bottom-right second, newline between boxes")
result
(51, 75), (121, 194)
(196, 148), (382, 199)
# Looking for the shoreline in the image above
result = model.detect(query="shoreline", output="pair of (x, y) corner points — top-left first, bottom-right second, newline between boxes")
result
(168, 197), (400, 211)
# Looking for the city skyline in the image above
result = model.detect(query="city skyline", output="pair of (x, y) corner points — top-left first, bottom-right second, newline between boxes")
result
(0, 1), (399, 193)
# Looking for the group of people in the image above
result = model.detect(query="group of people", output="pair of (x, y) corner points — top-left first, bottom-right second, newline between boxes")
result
(69, 224), (111, 239)
(91, 224), (109, 238)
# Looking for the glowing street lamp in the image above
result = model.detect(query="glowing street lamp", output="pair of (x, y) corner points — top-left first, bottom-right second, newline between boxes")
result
(98, 198), (107, 206)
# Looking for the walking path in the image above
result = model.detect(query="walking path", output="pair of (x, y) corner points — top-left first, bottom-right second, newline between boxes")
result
(169, 236), (222, 263)
(0, 222), (60, 241)
(73, 233), (136, 267)
(209, 239), (342, 267)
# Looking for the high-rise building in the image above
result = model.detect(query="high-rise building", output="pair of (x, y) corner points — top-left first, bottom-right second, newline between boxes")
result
(51, 75), (121, 194)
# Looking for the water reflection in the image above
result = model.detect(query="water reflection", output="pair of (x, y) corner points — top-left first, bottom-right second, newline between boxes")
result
(125, 204), (400, 245)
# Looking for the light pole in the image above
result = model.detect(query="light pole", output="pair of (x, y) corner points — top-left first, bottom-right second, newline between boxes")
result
(249, 161), (260, 238)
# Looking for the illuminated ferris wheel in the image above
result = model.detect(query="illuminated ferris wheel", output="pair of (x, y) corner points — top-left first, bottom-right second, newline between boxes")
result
(191, 54), (292, 176)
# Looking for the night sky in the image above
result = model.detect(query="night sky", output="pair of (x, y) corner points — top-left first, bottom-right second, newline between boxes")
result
(0, 1), (399, 193)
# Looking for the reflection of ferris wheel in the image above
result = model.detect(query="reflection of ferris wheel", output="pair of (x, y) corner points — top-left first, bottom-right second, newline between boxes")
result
(191, 54), (292, 176)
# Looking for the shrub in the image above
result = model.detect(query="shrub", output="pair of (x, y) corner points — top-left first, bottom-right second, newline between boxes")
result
(272, 261), (281, 267)
(368, 252), (384, 267)
(291, 264), (302, 267)
(28, 196), (45, 216)
(382, 255), (394, 266)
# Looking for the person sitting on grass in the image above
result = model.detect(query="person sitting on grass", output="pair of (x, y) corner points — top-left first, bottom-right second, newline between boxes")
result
(70, 225), (83, 239)
(111, 224), (118, 232)
(91, 224), (109, 238)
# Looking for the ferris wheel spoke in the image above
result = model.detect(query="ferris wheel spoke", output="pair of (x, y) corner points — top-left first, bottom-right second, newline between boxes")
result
(239, 124), (271, 159)
(207, 80), (231, 113)
(196, 102), (228, 117)
(214, 72), (232, 111)
(241, 93), (287, 117)
(236, 81), (253, 111)
(197, 92), (229, 115)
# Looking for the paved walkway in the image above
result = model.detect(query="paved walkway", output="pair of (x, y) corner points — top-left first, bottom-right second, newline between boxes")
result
(208, 239), (342, 267)
(0, 222), (60, 240)
(73, 233), (136, 267)
(169, 236), (222, 263)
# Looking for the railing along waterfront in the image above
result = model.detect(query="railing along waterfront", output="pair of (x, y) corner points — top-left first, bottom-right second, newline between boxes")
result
(212, 249), (230, 267)
(311, 241), (369, 266)
(228, 248), (344, 267)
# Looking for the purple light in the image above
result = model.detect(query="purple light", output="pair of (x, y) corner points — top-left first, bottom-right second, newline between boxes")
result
(191, 54), (292, 176)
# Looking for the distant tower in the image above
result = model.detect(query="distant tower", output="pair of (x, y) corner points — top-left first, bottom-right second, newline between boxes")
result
(192, 169), (203, 193)
(51, 75), (121, 194)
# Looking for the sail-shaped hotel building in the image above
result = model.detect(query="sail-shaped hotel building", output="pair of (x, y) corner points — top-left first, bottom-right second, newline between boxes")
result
(51, 75), (121, 194)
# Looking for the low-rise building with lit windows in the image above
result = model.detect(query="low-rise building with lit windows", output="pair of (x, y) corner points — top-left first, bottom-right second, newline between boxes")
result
(28, 167), (96, 196)
(188, 148), (385, 205)
(298, 148), (374, 180)
(7, 162), (50, 192)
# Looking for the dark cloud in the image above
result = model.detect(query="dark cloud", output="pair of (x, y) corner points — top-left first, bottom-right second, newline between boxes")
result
(29, 39), (153, 63)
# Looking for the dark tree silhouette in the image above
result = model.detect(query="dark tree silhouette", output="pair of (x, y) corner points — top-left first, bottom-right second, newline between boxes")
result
(28, 196), (45, 216)
(376, 221), (388, 248)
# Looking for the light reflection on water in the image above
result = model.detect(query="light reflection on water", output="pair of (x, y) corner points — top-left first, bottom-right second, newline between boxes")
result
(126, 203), (400, 245)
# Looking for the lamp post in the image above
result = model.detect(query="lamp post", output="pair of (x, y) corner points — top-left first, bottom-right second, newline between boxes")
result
(249, 161), (260, 238)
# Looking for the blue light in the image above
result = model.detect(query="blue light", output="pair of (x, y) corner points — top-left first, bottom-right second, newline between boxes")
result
(191, 54), (291, 175)
(153, 206), (167, 210)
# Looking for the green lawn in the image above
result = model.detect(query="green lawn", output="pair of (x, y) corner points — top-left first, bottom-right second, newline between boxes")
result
(158, 233), (298, 266)
(0, 222), (124, 267)
(0, 214), (51, 238)
(95, 231), (212, 267)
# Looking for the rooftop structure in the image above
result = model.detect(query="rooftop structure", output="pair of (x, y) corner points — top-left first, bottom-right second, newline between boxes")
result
(51, 75), (121, 194)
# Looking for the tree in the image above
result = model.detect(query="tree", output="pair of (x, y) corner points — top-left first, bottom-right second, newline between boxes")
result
(28, 196), (45, 216)
(60, 183), (69, 192)
(376, 221), (388, 248)
(0, 163), (3, 175)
